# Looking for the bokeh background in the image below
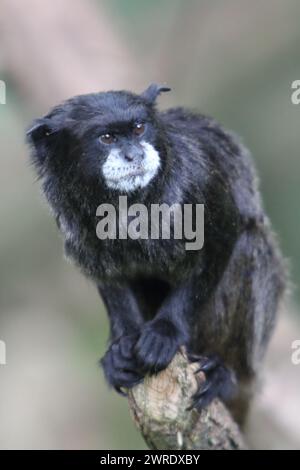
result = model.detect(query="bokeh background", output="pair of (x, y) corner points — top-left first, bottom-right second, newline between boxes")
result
(0, 0), (300, 449)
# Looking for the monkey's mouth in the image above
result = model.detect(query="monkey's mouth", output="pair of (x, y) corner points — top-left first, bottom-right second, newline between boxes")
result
(106, 167), (146, 182)
(102, 143), (160, 191)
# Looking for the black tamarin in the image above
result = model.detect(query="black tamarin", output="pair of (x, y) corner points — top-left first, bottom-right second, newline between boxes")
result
(27, 84), (286, 426)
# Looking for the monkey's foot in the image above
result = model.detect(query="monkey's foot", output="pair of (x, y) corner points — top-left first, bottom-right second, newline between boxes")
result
(134, 319), (184, 374)
(188, 354), (237, 410)
(100, 334), (143, 395)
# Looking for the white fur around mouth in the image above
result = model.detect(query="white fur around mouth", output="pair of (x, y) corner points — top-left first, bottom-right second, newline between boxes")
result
(102, 141), (160, 192)
(107, 167), (145, 182)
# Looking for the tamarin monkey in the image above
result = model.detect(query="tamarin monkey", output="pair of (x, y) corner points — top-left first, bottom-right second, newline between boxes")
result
(27, 84), (286, 426)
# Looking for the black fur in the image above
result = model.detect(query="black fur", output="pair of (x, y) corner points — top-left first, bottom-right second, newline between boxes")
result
(27, 84), (286, 426)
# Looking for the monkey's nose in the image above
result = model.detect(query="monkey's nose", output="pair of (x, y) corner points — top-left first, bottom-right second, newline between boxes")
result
(123, 147), (144, 163)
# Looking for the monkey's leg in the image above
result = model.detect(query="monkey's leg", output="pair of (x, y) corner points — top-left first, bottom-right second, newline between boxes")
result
(98, 284), (145, 393)
(192, 226), (285, 426)
(225, 227), (284, 426)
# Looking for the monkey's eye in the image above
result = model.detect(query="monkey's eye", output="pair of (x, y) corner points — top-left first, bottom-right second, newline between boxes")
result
(133, 123), (145, 136)
(100, 133), (115, 145)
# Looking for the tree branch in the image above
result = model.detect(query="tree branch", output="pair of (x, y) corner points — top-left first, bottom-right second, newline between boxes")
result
(128, 349), (247, 450)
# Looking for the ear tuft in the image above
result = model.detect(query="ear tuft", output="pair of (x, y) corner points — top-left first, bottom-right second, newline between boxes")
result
(26, 119), (53, 143)
(141, 83), (171, 104)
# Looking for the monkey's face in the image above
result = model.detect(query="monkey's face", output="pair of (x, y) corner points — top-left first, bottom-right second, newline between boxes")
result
(27, 85), (170, 196)
(99, 132), (160, 193)
(89, 102), (161, 193)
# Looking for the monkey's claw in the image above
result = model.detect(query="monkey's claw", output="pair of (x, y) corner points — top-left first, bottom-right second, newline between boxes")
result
(188, 354), (236, 410)
(100, 334), (143, 394)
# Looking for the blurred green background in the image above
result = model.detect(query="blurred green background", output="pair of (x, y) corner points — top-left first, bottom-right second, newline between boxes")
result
(0, 0), (300, 449)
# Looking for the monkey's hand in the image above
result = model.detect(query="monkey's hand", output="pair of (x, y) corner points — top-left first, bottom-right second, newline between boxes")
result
(188, 354), (237, 410)
(134, 318), (186, 374)
(100, 334), (143, 394)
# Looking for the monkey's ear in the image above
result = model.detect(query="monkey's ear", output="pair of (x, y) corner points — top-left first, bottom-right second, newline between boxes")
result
(26, 118), (57, 144)
(26, 117), (66, 166)
(141, 83), (171, 104)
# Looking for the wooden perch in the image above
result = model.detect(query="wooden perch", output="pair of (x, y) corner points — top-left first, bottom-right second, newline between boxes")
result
(128, 349), (247, 450)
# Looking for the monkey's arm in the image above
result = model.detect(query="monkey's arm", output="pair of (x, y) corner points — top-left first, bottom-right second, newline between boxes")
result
(98, 284), (144, 340)
(134, 279), (194, 372)
(98, 284), (145, 392)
